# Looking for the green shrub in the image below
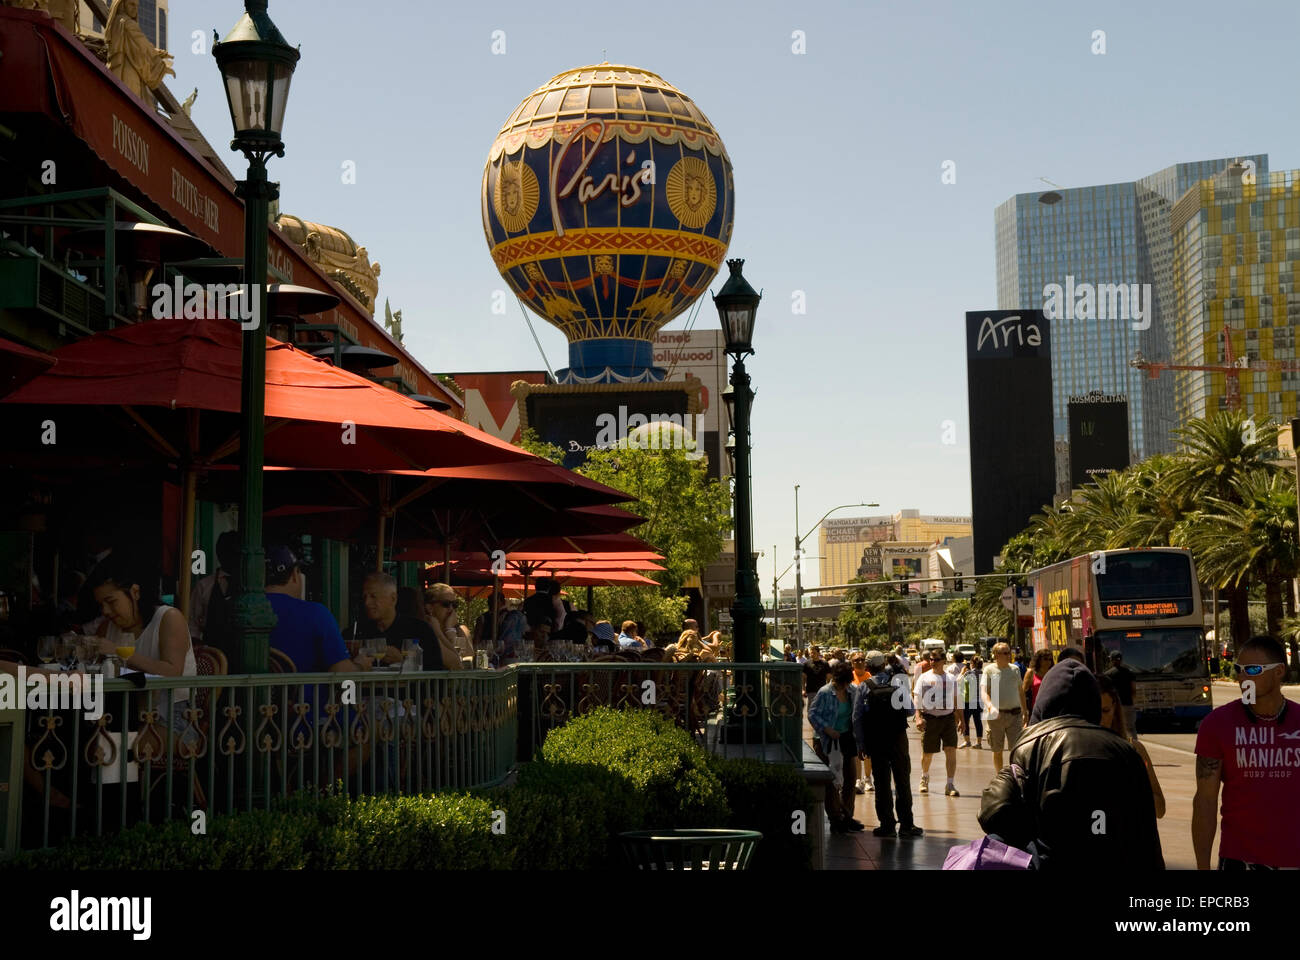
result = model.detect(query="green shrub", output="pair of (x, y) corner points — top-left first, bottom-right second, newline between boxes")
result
(711, 757), (815, 871)
(8, 707), (813, 870)
(539, 708), (728, 828)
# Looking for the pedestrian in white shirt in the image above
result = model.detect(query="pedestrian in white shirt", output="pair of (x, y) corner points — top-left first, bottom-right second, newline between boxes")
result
(915, 650), (963, 797)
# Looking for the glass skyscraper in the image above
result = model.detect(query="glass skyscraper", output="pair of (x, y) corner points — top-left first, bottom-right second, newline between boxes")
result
(1171, 167), (1300, 424)
(995, 155), (1268, 489)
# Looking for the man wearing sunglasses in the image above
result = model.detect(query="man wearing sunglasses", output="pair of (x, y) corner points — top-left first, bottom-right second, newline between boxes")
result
(1193, 635), (1300, 869)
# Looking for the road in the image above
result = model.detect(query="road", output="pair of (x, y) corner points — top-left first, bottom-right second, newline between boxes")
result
(822, 679), (1294, 870)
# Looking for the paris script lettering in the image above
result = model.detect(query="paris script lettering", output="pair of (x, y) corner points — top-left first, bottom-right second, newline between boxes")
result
(975, 314), (1042, 351)
(549, 119), (652, 237)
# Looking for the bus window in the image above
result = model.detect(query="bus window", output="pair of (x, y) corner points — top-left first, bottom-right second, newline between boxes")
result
(1095, 553), (1193, 603)
(1097, 628), (1205, 676)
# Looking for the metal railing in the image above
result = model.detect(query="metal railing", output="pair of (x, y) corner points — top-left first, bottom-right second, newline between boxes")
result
(7, 661), (802, 854)
(516, 661), (804, 763)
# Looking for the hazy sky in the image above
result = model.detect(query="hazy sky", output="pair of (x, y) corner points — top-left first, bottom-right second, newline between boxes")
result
(173, 0), (1300, 590)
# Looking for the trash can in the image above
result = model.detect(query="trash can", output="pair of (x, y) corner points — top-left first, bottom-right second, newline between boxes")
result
(618, 828), (762, 870)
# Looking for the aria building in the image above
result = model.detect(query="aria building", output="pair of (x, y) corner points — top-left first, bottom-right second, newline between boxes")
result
(995, 155), (1268, 492)
(1170, 166), (1300, 423)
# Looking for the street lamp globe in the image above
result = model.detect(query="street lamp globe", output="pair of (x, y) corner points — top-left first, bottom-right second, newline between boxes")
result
(214, 0), (300, 157)
(713, 259), (761, 356)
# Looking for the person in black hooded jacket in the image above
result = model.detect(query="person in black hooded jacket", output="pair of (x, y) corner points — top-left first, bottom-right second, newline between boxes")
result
(978, 659), (1164, 870)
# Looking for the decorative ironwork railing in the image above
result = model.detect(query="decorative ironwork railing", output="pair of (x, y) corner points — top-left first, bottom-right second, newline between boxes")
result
(4, 661), (803, 854)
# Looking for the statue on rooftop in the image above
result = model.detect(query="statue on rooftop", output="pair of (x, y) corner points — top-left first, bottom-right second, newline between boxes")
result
(105, 0), (175, 108)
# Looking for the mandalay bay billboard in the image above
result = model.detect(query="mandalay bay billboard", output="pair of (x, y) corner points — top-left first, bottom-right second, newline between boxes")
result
(965, 310), (1055, 574)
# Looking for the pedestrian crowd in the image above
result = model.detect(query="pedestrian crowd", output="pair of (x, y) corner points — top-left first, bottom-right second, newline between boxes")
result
(803, 635), (1299, 870)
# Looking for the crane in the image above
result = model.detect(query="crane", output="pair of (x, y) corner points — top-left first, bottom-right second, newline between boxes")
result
(1130, 323), (1300, 411)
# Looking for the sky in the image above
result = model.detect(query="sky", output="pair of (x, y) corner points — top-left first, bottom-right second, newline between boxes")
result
(171, 0), (1300, 591)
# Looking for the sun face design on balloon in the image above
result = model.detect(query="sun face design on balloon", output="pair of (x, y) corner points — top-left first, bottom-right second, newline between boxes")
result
(493, 160), (539, 233)
(665, 157), (717, 230)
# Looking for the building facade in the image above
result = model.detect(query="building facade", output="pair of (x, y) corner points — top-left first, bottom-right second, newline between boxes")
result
(819, 510), (972, 588)
(1170, 168), (1300, 423)
(995, 155), (1269, 483)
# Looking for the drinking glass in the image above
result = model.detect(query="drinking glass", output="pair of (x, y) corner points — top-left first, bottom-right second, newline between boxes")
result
(37, 636), (56, 664)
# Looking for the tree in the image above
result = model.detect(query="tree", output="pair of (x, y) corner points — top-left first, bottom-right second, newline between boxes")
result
(837, 578), (892, 644)
(1176, 468), (1298, 640)
(518, 428), (565, 464)
(935, 597), (970, 643)
(587, 586), (688, 640)
(578, 442), (732, 594)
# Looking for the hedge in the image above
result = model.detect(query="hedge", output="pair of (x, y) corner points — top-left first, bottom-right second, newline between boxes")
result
(7, 708), (814, 870)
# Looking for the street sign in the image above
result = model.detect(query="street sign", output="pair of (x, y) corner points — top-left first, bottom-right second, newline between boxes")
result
(1000, 586), (1015, 611)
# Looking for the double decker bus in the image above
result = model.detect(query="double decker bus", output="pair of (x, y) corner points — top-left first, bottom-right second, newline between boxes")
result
(1026, 547), (1211, 728)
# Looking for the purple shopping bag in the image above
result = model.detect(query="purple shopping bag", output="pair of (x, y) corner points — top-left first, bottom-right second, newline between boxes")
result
(943, 836), (1033, 870)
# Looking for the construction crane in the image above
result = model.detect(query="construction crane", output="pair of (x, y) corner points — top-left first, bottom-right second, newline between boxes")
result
(1130, 323), (1300, 411)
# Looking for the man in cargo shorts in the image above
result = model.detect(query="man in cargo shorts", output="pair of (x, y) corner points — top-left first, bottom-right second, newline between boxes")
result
(916, 650), (963, 797)
(981, 642), (1027, 772)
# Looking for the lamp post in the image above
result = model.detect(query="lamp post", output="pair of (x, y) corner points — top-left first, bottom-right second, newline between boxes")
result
(793, 491), (878, 646)
(714, 259), (762, 663)
(214, 0), (299, 672)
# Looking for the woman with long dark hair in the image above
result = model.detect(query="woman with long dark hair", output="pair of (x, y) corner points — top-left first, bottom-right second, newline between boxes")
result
(1022, 649), (1055, 719)
(809, 661), (865, 833)
(1098, 675), (1165, 818)
(88, 552), (197, 738)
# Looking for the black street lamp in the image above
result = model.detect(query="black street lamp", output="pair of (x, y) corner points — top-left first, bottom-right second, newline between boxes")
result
(214, 0), (300, 673)
(713, 259), (762, 663)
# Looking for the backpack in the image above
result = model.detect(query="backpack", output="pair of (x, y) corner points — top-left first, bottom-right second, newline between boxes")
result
(862, 671), (909, 738)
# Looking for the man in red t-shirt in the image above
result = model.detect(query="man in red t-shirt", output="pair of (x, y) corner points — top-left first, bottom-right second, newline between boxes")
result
(1193, 635), (1300, 869)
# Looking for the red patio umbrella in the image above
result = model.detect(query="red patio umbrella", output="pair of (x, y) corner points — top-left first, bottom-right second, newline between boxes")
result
(0, 337), (56, 397)
(3, 316), (533, 612)
(4, 316), (528, 470)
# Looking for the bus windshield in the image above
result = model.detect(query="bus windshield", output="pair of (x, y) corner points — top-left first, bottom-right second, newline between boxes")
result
(1094, 552), (1193, 602)
(1097, 628), (1205, 677)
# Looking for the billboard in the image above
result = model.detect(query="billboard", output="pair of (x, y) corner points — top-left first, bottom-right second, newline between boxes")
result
(966, 310), (1055, 574)
(823, 516), (894, 544)
(517, 383), (701, 470)
(1068, 393), (1130, 490)
(653, 328), (728, 477)
(450, 371), (549, 443)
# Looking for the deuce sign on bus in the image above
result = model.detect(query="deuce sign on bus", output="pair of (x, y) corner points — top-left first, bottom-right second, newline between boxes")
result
(1103, 600), (1192, 618)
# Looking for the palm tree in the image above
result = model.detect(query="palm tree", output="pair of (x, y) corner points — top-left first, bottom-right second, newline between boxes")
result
(1113, 454), (1193, 547)
(1167, 412), (1282, 650)
(1177, 468), (1298, 640)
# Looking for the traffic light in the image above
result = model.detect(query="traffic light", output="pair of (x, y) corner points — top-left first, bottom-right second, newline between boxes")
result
(919, 593), (928, 609)
(954, 573), (963, 592)
(899, 579), (908, 596)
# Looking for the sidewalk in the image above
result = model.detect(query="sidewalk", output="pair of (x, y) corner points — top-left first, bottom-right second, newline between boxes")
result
(820, 724), (987, 870)
(814, 719), (1207, 869)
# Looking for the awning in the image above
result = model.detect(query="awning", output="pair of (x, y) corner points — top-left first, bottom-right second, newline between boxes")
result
(0, 336), (56, 397)
(3, 316), (530, 470)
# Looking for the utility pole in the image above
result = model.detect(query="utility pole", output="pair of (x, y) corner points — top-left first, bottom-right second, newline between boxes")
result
(794, 484), (803, 650)
(772, 544), (780, 644)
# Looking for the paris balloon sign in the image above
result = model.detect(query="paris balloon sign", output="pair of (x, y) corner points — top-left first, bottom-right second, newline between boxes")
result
(481, 64), (735, 384)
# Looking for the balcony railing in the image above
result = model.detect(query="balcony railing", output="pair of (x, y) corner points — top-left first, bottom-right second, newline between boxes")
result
(3, 661), (804, 855)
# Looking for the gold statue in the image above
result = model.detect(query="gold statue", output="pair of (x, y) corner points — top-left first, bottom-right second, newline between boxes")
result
(104, 0), (175, 108)
(277, 214), (382, 310)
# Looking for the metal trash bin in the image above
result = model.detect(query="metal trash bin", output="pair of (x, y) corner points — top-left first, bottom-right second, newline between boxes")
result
(618, 828), (762, 870)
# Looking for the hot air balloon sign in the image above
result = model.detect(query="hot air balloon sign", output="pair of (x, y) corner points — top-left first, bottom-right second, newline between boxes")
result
(482, 64), (734, 383)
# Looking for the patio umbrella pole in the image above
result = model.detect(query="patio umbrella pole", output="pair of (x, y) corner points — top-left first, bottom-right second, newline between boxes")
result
(178, 408), (199, 618)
